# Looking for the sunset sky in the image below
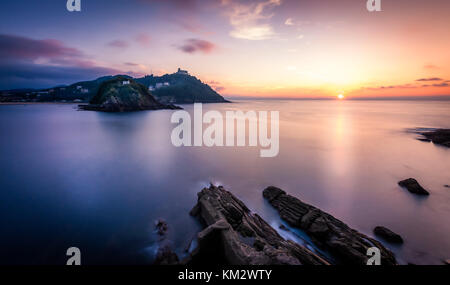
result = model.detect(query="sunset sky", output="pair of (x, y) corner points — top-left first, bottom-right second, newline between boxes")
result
(1, 0), (450, 98)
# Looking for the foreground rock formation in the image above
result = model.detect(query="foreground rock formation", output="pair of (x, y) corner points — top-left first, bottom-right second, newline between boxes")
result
(79, 76), (180, 112)
(398, 178), (430, 196)
(153, 219), (179, 265)
(263, 186), (397, 265)
(373, 226), (404, 244)
(186, 185), (330, 265)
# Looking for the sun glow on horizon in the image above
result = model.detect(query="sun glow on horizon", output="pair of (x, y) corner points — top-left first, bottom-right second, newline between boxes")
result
(338, 94), (345, 100)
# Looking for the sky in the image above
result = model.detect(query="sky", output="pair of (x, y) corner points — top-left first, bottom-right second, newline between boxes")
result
(1, 0), (450, 98)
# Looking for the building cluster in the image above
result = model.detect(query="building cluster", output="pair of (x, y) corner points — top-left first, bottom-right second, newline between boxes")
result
(149, 82), (170, 91)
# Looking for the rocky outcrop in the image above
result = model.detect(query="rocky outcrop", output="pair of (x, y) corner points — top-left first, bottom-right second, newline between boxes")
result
(373, 226), (404, 244)
(79, 76), (181, 112)
(153, 219), (179, 265)
(418, 129), (450, 148)
(263, 186), (397, 265)
(398, 178), (430, 196)
(186, 185), (330, 265)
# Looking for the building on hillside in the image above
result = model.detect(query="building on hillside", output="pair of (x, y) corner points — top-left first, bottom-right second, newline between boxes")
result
(176, 68), (189, 75)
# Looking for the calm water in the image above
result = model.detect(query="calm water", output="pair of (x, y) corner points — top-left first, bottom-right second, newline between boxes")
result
(0, 100), (449, 265)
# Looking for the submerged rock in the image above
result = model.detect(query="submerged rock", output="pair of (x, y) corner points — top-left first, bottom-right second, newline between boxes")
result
(373, 226), (404, 244)
(79, 76), (181, 112)
(152, 219), (179, 265)
(185, 185), (330, 265)
(398, 178), (430, 196)
(263, 186), (397, 265)
(155, 219), (169, 237)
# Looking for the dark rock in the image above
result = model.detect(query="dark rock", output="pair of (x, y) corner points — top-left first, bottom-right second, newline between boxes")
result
(444, 259), (450, 265)
(152, 219), (179, 265)
(279, 224), (289, 231)
(418, 129), (450, 148)
(185, 185), (330, 265)
(155, 219), (169, 237)
(398, 178), (430, 196)
(153, 244), (179, 265)
(263, 186), (397, 265)
(79, 76), (181, 112)
(373, 226), (404, 244)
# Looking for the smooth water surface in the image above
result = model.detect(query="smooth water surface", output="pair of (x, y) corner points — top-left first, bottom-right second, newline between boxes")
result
(0, 100), (449, 264)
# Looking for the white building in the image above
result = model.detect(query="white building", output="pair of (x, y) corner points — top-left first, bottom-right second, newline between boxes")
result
(122, 80), (130, 85)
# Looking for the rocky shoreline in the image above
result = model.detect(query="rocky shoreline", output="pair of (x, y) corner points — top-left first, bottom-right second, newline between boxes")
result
(413, 128), (450, 148)
(263, 186), (397, 265)
(155, 185), (399, 265)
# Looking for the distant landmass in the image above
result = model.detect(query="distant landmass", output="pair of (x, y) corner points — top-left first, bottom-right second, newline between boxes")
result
(0, 68), (229, 104)
(79, 76), (181, 112)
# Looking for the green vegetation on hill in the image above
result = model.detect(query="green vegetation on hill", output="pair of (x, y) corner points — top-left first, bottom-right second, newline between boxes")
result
(81, 76), (178, 112)
(0, 71), (228, 104)
(136, 73), (228, 104)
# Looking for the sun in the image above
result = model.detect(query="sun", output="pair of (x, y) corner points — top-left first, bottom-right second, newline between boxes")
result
(337, 94), (345, 100)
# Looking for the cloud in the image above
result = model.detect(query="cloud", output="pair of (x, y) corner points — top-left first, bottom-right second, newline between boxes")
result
(135, 34), (151, 47)
(139, 0), (199, 10)
(222, 0), (281, 40)
(365, 84), (417, 91)
(364, 78), (450, 91)
(107, 40), (129, 49)
(207, 80), (225, 92)
(416, 77), (443, 82)
(176, 38), (216, 54)
(422, 82), (449, 87)
(0, 34), (127, 89)
(0, 34), (82, 61)
(230, 25), (275, 40)
(424, 64), (439, 70)
(284, 18), (294, 26)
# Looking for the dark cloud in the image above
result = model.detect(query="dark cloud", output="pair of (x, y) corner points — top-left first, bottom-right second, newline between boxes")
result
(0, 34), (127, 89)
(177, 39), (216, 54)
(107, 40), (129, 49)
(422, 82), (449, 87)
(416, 77), (443, 82)
(0, 34), (82, 62)
(138, 0), (199, 10)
